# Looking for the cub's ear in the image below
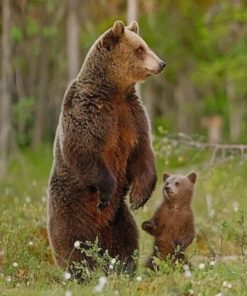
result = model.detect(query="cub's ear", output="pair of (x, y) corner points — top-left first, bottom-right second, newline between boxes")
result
(187, 172), (197, 184)
(127, 21), (139, 34)
(112, 20), (125, 37)
(163, 172), (170, 182)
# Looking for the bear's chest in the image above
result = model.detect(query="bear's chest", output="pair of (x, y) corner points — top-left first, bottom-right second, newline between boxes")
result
(102, 97), (137, 180)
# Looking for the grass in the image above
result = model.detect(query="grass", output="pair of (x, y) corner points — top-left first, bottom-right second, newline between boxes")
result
(0, 144), (247, 295)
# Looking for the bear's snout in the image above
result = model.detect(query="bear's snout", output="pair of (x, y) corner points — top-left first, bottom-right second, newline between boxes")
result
(164, 185), (171, 193)
(159, 60), (166, 71)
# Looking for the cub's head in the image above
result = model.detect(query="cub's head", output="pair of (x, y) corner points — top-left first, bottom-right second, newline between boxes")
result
(95, 20), (165, 88)
(162, 172), (197, 203)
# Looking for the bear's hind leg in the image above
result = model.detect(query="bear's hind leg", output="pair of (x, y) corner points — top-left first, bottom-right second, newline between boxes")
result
(101, 203), (139, 274)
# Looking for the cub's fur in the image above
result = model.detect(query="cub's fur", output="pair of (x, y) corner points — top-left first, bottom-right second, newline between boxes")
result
(142, 172), (196, 270)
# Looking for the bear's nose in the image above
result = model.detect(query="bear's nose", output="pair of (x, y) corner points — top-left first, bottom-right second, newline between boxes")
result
(159, 61), (166, 70)
(165, 185), (170, 192)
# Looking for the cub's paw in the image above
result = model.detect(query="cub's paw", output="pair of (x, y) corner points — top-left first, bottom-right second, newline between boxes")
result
(142, 220), (155, 231)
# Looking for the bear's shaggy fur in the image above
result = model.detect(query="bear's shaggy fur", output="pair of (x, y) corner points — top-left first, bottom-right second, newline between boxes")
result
(47, 20), (165, 275)
(142, 172), (196, 270)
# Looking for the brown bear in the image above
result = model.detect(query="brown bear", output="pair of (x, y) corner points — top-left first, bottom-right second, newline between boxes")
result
(47, 20), (165, 276)
(142, 172), (196, 270)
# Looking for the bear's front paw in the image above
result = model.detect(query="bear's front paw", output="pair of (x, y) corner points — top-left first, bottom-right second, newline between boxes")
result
(97, 192), (111, 211)
(129, 171), (157, 210)
(142, 220), (155, 232)
(129, 191), (148, 210)
(97, 172), (117, 211)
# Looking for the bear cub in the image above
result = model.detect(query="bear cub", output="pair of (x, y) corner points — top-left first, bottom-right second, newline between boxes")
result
(142, 172), (196, 270)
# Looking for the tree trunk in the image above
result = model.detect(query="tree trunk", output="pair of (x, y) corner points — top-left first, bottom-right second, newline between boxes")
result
(0, 0), (12, 177)
(226, 78), (243, 142)
(67, 0), (80, 82)
(32, 45), (49, 148)
(127, 0), (137, 24)
(127, 0), (141, 97)
(174, 72), (197, 133)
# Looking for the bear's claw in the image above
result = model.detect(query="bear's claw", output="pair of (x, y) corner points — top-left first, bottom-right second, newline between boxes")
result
(130, 195), (150, 211)
(97, 200), (109, 211)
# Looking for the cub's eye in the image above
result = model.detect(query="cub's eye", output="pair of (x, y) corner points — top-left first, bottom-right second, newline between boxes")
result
(136, 46), (145, 54)
(175, 182), (180, 186)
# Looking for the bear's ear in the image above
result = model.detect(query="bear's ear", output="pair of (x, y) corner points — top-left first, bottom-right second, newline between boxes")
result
(101, 21), (124, 51)
(112, 20), (125, 37)
(163, 172), (170, 182)
(187, 172), (197, 184)
(127, 21), (139, 34)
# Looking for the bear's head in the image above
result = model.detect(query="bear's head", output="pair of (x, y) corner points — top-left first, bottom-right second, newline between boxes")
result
(85, 20), (166, 91)
(162, 172), (197, 203)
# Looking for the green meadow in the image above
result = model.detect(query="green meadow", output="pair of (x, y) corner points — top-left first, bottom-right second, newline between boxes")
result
(0, 144), (246, 296)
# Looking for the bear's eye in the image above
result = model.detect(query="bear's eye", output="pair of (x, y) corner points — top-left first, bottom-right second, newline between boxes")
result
(136, 46), (145, 54)
(175, 182), (180, 186)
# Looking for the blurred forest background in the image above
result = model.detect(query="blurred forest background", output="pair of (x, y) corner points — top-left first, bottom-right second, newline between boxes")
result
(0, 0), (247, 176)
(1, 2), (247, 294)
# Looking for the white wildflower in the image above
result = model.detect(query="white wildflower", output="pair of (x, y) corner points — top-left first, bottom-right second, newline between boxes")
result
(183, 264), (190, 271)
(12, 262), (18, 268)
(232, 201), (239, 212)
(73, 241), (80, 249)
(210, 260), (216, 266)
(188, 289), (194, 295)
(222, 281), (228, 287)
(94, 276), (107, 293)
(28, 241), (34, 246)
(63, 271), (71, 280)
(111, 258), (116, 265)
(222, 280), (232, 288)
(184, 270), (192, 278)
(65, 291), (73, 296)
(109, 264), (114, 270)
(6, 276), (11, 282)
(198, 263), (205, 270)
(26, 196), (31, 203)
(136, 276), (142, 282)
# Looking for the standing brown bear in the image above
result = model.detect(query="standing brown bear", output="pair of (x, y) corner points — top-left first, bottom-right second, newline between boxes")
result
(142, 172), (196, 270)
(47, 20), (165, 276)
